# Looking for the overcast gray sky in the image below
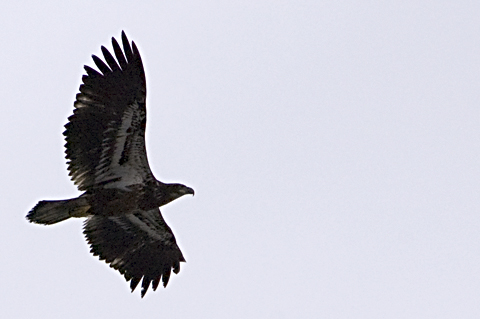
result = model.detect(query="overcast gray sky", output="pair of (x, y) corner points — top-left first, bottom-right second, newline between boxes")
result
(1, 1), (479, 318)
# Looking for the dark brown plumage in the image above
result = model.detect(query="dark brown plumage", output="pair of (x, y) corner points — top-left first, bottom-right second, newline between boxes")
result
(27, 31), (194, 297)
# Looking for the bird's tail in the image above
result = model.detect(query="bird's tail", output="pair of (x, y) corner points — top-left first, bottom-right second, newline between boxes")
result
(26, 196), (91, 225)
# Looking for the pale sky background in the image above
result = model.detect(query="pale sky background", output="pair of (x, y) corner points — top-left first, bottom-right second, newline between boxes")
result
(1, 1), (479, 318)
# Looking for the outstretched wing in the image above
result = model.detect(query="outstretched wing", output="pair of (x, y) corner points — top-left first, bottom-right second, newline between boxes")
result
(64, 31), (154, 191)
(83, 208), (185, 297)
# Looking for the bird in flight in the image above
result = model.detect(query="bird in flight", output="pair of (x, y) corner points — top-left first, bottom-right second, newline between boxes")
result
(27, 31), (194, 297)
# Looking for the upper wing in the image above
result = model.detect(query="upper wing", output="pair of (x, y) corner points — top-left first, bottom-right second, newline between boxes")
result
(83, 208), (185, 297)
(64, 31), (154, 191)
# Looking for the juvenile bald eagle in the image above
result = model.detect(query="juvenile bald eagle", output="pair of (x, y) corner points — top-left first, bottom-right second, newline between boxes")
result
(26, 31), (194, 298)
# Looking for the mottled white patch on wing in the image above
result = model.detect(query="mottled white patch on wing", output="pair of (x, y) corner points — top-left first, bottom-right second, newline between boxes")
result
(125, 213), (171, 242)
(93, 100), (151, 189)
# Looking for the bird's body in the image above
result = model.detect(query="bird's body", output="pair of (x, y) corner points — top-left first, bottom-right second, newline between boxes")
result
(27, 31), (193, 297)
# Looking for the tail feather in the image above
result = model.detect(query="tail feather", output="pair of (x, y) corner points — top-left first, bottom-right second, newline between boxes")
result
(27, 197), (90, 225)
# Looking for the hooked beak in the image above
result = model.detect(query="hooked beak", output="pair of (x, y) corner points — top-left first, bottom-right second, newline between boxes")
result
(182, 186), (195, 196)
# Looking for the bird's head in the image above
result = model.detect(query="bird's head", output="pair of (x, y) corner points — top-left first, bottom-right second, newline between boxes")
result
(169, 183), (195, 198)
(156, 182), (194, 207)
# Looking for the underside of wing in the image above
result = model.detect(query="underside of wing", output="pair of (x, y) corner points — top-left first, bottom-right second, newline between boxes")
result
(83, 208), (185, 297)
(64, 31), (154, 191)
